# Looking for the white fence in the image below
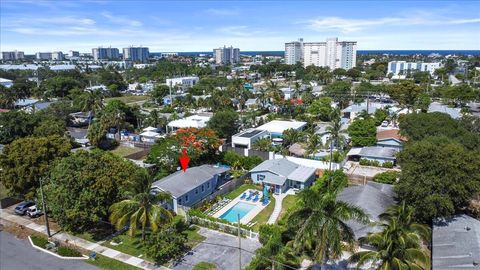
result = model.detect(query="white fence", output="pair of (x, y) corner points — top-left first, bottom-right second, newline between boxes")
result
(189, 216), (259, 240)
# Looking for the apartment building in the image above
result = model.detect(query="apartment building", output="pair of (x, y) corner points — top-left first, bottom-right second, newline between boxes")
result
(213, 46), (240, 65)
(92, 47), (120, 61)
(123, 47), (149, 63)
(284, 38), (303, 65)
(387, 61), (442, 76)
(36, 52), (52, 60)
(51, 51), (64, 61)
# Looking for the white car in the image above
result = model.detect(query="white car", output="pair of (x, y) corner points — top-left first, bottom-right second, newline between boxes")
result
(381, 120), (389, 127)
(26, 205), (42, 218)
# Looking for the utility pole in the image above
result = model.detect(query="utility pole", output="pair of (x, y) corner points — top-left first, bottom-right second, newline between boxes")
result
(328, 139), (334, 171)
(38, 177), (51, 237)
(237, 214), (242, 270)
(169, 80), (173, 107)
(366, 91), (370, 115)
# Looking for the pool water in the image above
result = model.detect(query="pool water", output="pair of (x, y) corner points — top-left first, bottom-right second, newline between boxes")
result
(220, 202), (255, 222)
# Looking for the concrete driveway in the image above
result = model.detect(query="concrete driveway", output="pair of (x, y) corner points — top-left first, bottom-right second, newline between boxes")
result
(172, 227), (261, 270)
(0, 230), (99, 270)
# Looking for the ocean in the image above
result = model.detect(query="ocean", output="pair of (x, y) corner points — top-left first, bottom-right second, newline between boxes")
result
(151, 50), (480, 57)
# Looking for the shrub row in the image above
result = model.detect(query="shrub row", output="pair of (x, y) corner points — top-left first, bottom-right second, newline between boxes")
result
(359, 159), (394, 168)
(31, 235), (49, 248)
(31, 235), (82, 257)
(373, 171), (399, 184)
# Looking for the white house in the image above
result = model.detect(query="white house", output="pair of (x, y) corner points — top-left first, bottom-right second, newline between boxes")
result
(0, 78), (13, 88)
(387, 61), (442, 76)
(167, 114), (211, 132)
(166, 76), (199, 87)
(256, 120), (307, 138)
(232, 129), (270, 149)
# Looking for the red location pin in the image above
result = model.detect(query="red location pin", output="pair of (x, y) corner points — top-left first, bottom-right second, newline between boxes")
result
(179, 148), (190, 172)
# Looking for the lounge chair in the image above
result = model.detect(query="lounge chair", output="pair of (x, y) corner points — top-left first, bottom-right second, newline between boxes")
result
(246, 192), (253, 201)
(240, 192), (246, 199)
(252, 194), (259, 202)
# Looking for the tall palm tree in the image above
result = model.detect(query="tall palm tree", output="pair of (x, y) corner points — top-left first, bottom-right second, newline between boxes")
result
(252, 137), (273, 152)
(109, 175), (173, 241)
(349, 202), (431, 270)
(325, 109), (346, 149)
(79, 90), (104, 126)
(288, 185), (369, 268)
(305, 133), (322, 157)
(282, 128), (305, 147)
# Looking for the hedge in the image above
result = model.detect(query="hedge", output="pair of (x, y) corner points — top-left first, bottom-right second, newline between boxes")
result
(373, 171), (399, 184)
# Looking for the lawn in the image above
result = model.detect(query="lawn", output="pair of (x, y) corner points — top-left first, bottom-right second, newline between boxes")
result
(110, 146), (144, 158)
(193, 261), (217, 270)
(105, 95), (149, 105)
(86, 254), (142, 270)
(185, 225), (206, 248)
(224, 183), (262, 200)
(278, 195), (299, 221)
(102, 233), (148, 259)
(250, 197), (276, 231)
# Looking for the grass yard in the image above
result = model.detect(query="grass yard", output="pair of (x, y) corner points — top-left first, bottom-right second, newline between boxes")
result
(102, 233), (148, 259)
(193, 261), (217, 270)
(224, 184), (262, 200)
(105, 95), (149, 105)
(185, 225), (207, 248)
(110, 146), (144, 158)
(278, 195), (299, 221)
(250, 197), (276, 231)
(86, 254), (142, 270)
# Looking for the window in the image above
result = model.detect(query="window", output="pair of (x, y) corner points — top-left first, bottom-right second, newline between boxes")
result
(257, 174), (265, 181)
(201, 185), (205, 192)
(178, 198), (182, 204)
(207, 182), (210, 189)
(195, 188), (198, 194)
(185, 195), (189, 202)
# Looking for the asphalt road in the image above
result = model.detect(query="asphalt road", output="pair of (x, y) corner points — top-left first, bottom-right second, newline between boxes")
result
(0, 230), (99, 270)
(172, 227), (261, 270)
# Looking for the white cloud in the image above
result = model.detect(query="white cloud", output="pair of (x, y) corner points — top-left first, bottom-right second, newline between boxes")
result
(101, 12), (143, 27)
(306, 14), (480, 33)
(205, 8), (239, 16)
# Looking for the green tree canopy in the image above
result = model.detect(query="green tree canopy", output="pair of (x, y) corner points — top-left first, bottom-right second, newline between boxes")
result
(323, 81), (352, 108)
(0, 110), (36, 144)
(347, 118), (377, 147)
(387, 81), (424, 111)
(44, 150), (146, 232)
(307, 97), (333, 121)
(207, 110), (239, 139)
(395, 136), (480, 222)
(0, 135), (71, 198)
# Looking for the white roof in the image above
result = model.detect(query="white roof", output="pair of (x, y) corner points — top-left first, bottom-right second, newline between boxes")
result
(167, 115), (210, 129)
(0, 78), (13, 83)
(256, 120), (307, 134)
(143, 126), (159, 132)
(139, 131), (161, 137)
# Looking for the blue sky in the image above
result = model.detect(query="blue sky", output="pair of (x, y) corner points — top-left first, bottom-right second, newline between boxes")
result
(1, 0), (479, 53)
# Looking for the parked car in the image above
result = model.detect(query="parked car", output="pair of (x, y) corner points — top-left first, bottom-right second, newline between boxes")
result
(381, 120), (389, 127)
(14, 201), (35, 215)
(26, 205), (42, 218)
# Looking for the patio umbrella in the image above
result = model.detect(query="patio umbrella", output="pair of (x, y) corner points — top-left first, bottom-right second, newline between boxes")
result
(263, 185), (269, 205)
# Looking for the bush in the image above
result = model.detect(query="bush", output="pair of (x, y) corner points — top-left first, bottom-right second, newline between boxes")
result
(373, 171), (399, 184)
(57, 246), (82, 257)
(31, 235), (49, 248)
(145, 226), (187, 265)
(359, 158), (383, 167)
(382, 161), (394, 168)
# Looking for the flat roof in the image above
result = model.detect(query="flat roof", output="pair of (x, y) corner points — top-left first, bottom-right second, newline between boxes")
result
(256, 120), (307, 134)
(239, 129), (264, 138)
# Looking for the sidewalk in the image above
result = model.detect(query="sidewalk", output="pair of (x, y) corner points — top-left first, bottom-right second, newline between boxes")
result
(267, 189), (295, 224)
(0, 209), (170, 270)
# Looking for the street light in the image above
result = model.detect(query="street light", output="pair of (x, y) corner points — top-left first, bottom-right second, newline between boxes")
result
(38, 177), (51, 237)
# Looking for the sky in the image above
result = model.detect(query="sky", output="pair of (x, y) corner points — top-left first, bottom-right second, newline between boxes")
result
(1, 0), (479, 53)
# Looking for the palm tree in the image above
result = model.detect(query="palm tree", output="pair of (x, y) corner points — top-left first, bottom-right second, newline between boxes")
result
(282, 128), (305, 147)
(349, 202), (431, 270)
(252, 137), (273, 152)
(109, 175), (173, 241)
(288, 183), (369, 268)
(305, 133), (322, 157)
(79, 90), (104, 126)
(325, 109), (346, 149)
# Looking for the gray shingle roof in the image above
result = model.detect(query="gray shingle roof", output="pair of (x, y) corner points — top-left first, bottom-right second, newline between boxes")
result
(250, 158), (299, 178)
(337, 182), (396, 239)
(433, 214), (480, 270)
(288, 166), (316, 183)
(263, 174), (287, 185)
(151, 165), (229, 198)
(359, 146), (399, 159)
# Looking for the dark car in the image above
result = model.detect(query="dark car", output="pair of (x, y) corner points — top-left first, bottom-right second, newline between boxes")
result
(14, 201), (35, 215)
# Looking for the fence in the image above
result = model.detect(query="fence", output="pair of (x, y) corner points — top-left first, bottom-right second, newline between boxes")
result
(189, 216), (259, 240)
(221, 144), (272, 161)
(191, 174), (248, 208)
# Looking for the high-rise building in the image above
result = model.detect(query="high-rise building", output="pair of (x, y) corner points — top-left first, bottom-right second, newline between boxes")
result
(287, 37), (357, 70)
(69, 50), (80, 57)
(284, 38), (303, 65)
(0, 50), (25, 60)
(387, 61), (442, 76)
(36, 52), (52, 60)
(92, 47), (120, 61)
(122, 47), (149, 63)
(52, 51), (64, 61)
(213, 46), (240, 65)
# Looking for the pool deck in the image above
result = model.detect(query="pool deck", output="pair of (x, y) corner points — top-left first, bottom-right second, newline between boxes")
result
(212, 189), (268, 224)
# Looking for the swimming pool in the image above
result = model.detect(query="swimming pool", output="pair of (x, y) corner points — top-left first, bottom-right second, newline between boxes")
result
(220, 202), (255, 222)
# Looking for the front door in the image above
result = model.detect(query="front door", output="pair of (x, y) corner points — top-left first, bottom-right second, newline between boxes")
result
(275, 185), (281, 194)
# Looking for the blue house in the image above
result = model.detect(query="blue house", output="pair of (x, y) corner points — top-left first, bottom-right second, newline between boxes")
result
(249, 158), (316, 194)
(151, 165), (230, 213)
(376, 129), (406, 150)
(347, 146), (399, 165)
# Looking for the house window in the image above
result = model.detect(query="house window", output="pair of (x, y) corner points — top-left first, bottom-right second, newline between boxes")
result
(201, 185), (205, 192)
(185, 195), (189, 202)
(178, 198), (182, 204)
(207, 182), (210, 189)
(195, 188), (198, 194)
(257, 175), (265, 182)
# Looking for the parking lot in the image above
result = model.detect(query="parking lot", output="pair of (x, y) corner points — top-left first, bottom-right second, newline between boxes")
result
(172, 227), (261, 270)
